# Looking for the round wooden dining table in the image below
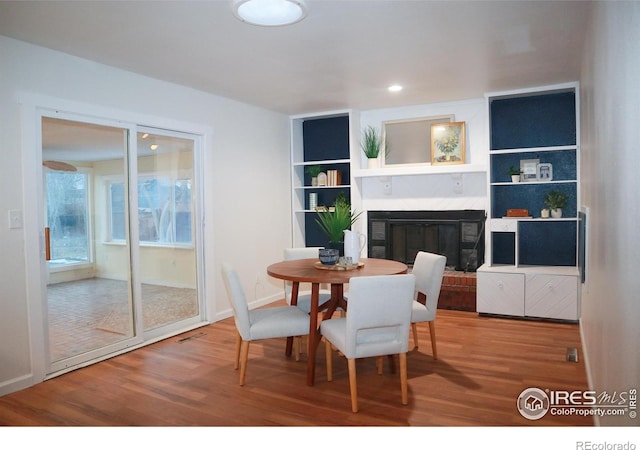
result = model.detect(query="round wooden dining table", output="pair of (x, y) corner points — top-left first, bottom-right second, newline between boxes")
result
(267, 257), (408, 386)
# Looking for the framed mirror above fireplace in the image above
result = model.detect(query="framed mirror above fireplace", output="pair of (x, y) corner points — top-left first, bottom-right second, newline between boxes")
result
(382, 115), (454, 167)
(367, 210), (486, 272)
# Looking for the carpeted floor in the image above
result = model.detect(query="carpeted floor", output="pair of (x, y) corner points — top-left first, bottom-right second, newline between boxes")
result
(47, 278), (198, 361)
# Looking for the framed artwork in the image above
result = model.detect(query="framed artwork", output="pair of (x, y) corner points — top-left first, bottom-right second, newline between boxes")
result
(520, 158), (540, 182)
(537, 163), (553, 181)
(430, 121), (466, 165)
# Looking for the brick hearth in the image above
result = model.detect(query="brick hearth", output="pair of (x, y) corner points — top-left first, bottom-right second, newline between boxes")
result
(437, 270), (477, 312)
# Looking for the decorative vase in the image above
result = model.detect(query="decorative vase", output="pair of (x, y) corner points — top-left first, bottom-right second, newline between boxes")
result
(308, 193), (317, 210)
(318, 248), (339, 266)
(367, 158), (379, 169)
(551, 208), (562, 218)
(311, 177), (318, 187)
(511, 175), (520, 183)
(541, 208), (550, 218)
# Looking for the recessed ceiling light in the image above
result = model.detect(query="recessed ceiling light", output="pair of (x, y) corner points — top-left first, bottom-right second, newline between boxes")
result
(233, 0), (307, 27)
(388, 84), (403, 92)
(149, 144), (159, 151)
(141, 133), (149, 139)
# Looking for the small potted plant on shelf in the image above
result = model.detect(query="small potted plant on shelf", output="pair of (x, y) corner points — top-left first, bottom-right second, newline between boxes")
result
(305, 165), (324, 186)
(361, 125), (383, 169)
(544, 189), (568, 218)
(315, 193), (362, 255)
(508, 166), (522, 183)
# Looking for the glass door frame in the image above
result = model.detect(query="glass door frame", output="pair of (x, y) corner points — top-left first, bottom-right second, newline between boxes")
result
(19, 94), (208, 383)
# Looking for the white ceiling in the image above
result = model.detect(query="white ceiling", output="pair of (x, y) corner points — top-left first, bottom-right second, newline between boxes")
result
(0, 0), (593, 116)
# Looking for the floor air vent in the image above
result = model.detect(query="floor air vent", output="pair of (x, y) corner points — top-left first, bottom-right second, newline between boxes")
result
(566, 347), (579, 362)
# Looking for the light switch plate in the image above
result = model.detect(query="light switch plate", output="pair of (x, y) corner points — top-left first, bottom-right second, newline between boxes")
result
(8, 210), (23, 229)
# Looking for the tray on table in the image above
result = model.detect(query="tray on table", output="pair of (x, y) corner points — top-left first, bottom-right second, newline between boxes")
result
(314, 261), (364, 271)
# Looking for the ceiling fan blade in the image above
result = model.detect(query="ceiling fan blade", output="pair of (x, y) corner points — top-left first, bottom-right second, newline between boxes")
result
(42, 160), (77, 172)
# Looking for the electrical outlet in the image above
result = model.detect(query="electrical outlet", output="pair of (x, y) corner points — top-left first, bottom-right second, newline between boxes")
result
(451, 174), (463, 194)
(381, 177), (392, 195)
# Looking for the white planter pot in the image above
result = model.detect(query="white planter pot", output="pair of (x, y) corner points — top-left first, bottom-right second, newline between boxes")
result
(511, 175), (520, 183)
(551, 208), (563, 218)
(367, 158), (379, 169)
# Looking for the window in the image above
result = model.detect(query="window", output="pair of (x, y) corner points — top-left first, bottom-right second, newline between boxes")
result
(46, 170), (91, 266)
(109, 175), (193, 245)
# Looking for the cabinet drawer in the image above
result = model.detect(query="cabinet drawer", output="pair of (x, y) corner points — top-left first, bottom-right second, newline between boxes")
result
(477, 272), (525, 316)
(491, 219), (518, 232)
(525, 274), (578, 321)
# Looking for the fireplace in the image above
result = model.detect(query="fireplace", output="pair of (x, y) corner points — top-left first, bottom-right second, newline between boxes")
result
(367, 210), (486, 272)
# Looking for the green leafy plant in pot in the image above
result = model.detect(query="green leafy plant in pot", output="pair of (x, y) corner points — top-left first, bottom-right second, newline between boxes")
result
(544, 189), (568, 218)
(305, 165), (324, 186)
(508, 165), (522, 182)
(315, 193), (362, 255)
(361, 125), (383, 169)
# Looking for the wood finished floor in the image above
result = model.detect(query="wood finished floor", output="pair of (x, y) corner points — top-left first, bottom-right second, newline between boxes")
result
(0, 307), (593, 426)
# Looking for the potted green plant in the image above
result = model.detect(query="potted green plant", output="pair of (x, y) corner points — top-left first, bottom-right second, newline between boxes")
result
(361, 125), (383, 169)
(305, 165), (324, 186)
(508, 166), (522, 183)
(315, 194), (362, 255)
(544, 189), (568, 218)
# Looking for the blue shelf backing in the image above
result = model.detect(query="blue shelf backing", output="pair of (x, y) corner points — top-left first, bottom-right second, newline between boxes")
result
(519, 221), (577, 266)
(490, 91), (576, 150)
(303, 115), (350, 161)
(492, 232), (516, 265)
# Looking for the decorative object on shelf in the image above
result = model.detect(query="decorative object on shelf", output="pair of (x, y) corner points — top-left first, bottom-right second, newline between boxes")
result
(506, 208), (530, 217)
(431, 122), (466, 165)
(508, 165), (522, 183)
(519, 158), (540, 182)
(318, 248), (339, 266)
(308, 192), (317, 210)
(361, 125), (383, 169)
(315, 193), (362, 255)
(536, 163), (553, 181)
(305, 165), (324, 186)
(326, 169), (341, 186)
(541, 208), (550, 218)
(317, 171), (327, 186)
(544, 189), (568, 218)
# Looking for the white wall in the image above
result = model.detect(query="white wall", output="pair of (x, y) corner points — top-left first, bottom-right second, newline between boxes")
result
(358, 99), (488, 230)
(0, 36), (291, 394)
(579, 2), (640, 426)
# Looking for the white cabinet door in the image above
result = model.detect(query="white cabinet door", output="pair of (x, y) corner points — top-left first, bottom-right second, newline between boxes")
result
(525, 274), (578, 321)
(477, 272), (525, 316)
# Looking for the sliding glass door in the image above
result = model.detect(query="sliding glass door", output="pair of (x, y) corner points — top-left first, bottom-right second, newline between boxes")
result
(42, 115), (203, 374)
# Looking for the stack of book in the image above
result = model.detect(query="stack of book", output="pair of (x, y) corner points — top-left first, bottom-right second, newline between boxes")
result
(326, 169), (342, 186)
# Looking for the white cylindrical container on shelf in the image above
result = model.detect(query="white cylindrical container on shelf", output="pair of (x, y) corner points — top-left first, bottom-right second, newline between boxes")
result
(308, 193), (317, 210)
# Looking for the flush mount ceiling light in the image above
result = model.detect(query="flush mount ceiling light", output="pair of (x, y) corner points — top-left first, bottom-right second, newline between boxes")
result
(388, 84), (403, 92)
(233, 0), (307, 27)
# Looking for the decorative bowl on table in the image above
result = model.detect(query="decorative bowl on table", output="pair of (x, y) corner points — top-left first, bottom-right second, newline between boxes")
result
(318, 248), (339, 266)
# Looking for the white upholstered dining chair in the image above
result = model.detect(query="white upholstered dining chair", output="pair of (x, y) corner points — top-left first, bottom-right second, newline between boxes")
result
(320, 273), (415, 413)
(283, 247), (332, 313)
(221, 263), (310, 386)
(410, 251), (447, 358)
